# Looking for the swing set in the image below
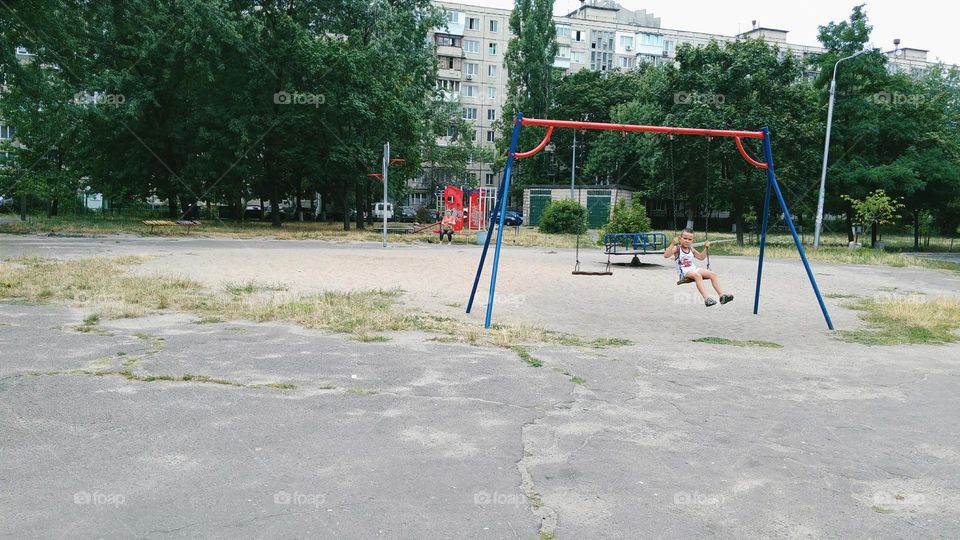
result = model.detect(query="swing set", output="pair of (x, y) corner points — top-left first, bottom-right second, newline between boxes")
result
(466, 113), (834, 331)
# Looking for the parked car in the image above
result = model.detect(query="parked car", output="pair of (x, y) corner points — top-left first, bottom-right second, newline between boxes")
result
(372, 202), (394, 220)
(0, 194), (14, 212)
(490, 209), (524, 227)
(398, 206), (418, 222)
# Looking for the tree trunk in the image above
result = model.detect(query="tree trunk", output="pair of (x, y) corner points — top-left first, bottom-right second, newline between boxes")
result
(845, 210), (854, 242)
(733, 198), (744, 246)
(166, 188), (179, 219)
(340, 188), (350, 231)
(19, 194), (27, 221)
(870, 222), (878, 248)
(355, 180), (365, 230)
(47, 198), (59, 218)
(913, 209), (920, 250)
(269, 176), (282, 229)
(295, 179), (304, 222)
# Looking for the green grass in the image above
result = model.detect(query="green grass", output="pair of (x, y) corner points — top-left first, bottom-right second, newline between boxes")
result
(692, 336), (783, 348)
(710, 240), (960, 273)
(840, 296), (960, 345)
(265, 382), (297, 390)
(353, 334), (390, 343)
(570, 376), (586, 385)
(511, 345), (543, 367)
(347, 387), (378, 395)
(871, 505), (895, 514)
(134, 332), (165, 354)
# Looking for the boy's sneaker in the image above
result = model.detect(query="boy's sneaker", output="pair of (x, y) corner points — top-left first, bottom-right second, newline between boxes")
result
(704, 298), (717, 307)
(720, 294), (734, 305)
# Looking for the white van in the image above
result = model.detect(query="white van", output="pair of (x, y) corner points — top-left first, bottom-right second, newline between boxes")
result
(373, 202), (394, 220)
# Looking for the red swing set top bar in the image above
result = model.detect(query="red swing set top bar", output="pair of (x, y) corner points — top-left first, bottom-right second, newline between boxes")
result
(515, 117), (768, 169)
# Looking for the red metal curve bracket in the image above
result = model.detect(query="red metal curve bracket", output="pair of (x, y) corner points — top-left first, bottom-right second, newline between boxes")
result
(514, 126), (555, 159)
(734, 137), (769, 169)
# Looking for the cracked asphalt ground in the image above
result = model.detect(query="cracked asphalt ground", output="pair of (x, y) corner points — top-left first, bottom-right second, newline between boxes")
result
(2, 235), (960, 538)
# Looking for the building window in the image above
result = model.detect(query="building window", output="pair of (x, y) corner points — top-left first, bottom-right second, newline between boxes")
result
(486, 130), (495, 142)
(464, 39), (480, 53)
(437, 79), (460, 92)
(441, 56), (461, 70)
(664, 40), (675, 54)
(487, 109), (496, 121)
(446, 125), (456, 138)
(590, 30), (614, 51)
(639, 32), (663, 47)
(446, 11), (462, 24)
(620, 35), (634, 49)
(489, 19), (498, 33)
(410, 193), (426, 206)
(465, 62), (479, 75)
(485, 173), (495, 185)
(557, 45), (571, 59)
(556, 25), (571, 39)
(574, 30), (584, 42)
(435, 35), (461, 47)
(619, 56), (634, 69)
(465, 85), (478, 97)
(590, 51), (613, 71)
(488, 42), (497, 56)
(467, 17), (480, 30)
(488, 64), (497, 77)
(571, 51), (584, 64)
(463, 107), (478, 120)
(487, 86), (496, 99)
(0, 126), (13, 140)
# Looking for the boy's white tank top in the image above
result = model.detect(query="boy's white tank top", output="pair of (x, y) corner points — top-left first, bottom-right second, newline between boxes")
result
(676, 245), (697, 276)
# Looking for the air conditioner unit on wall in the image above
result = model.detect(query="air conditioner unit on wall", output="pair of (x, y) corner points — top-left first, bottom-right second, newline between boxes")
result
(625, 45), (632, 51)
(466, 74), (473, 80)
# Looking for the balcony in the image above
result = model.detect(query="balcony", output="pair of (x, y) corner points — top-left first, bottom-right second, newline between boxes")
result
(441, 90), (460, 102)
(437, 45), (463, 58)
(553, 56), (571, 69)
(438, 68), (462, 80)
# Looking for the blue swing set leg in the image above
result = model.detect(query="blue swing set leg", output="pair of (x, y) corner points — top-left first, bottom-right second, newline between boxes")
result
(754, 127), (834, 330)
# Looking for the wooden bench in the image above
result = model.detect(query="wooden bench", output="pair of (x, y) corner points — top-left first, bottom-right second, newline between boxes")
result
(143, 220), (202, 233)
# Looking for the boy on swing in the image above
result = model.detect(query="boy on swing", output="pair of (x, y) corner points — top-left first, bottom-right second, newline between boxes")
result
(665, 228), (733, 307)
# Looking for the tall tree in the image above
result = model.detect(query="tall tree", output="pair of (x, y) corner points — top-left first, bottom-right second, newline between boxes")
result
(499, 0), (558, 200)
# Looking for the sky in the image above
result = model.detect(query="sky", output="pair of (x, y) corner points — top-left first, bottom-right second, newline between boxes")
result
(462, 0), (958, 66)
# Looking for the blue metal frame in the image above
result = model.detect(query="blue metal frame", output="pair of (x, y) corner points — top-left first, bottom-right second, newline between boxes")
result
(753, 127), (834, 330)
(472, 117), (835, 331)
(604, 232), (668, 255)
(466, 114), (524, 325)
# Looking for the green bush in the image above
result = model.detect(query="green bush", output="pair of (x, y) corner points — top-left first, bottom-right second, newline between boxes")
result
(538, 199), (587, 234)
(599, 199), (652, 242)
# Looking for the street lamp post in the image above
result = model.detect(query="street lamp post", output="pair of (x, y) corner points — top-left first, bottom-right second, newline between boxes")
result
(814, 48), (869, 248)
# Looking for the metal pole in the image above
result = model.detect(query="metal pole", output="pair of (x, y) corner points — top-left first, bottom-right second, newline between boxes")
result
(814, 49), (868, 248)
(484, 113), (525, 328)
(759, 127), (835, 330)
(467, 176), (506, 313)
(382, 142), (389, 248)
(814, 78), (836, 249)
(571, 129), (576, 200)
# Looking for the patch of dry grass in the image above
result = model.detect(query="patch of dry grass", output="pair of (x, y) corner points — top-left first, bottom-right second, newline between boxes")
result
(0, 256), (631, 358)
(841, 296), (960, 345)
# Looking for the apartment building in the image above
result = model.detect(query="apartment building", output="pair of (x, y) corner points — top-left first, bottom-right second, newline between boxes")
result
(420, 0), (944, 209)
(0, 48), (35, 168)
